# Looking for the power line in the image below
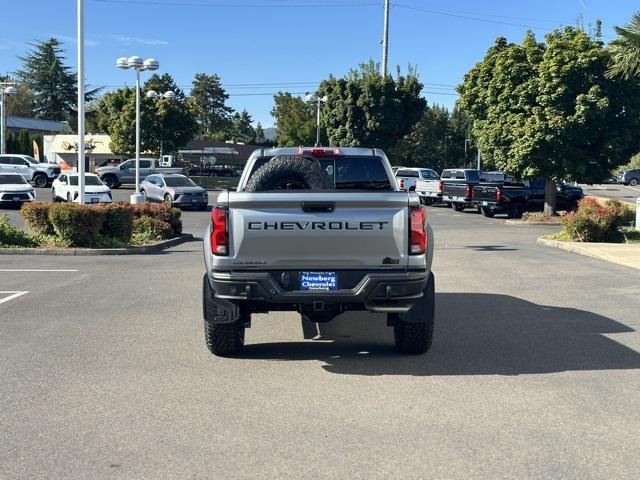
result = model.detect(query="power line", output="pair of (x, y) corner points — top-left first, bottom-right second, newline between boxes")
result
(91, 0), (380, 7)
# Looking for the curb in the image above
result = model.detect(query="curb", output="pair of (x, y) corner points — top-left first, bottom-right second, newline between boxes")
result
(0, 234), (194, 256)
(537, 236), (640, 271)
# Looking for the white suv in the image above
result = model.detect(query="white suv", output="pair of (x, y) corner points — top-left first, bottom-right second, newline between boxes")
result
(0, 154), (61, 188)
(395, 167), (439, 191)
(52, 173), (112, 204)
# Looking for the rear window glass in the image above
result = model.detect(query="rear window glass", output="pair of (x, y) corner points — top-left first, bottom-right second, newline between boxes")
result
(247, 156), (392, 191)
(465, 171), (480, 182)
(396, 169), (419, 177)
(441, 170), (466, 180)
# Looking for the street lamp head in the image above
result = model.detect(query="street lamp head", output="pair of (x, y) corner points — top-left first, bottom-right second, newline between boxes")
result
(321, 95), (328, 102)
(127, 56), (144, 69)
(163, 91), (176, 100)
(116, 57), (129, 69)
(143, 58), (159, 71)
(146, 90), (158, 99)
(4, 86), (17, 95)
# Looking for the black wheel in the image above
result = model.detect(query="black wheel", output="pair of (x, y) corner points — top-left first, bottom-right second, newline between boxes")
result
(102, 175), (117, 189)
(141, 189), (148, 202)
(245, 155), (332, 192)
(52, 190), (59, 203)
(204, 321), (245, 357)
(422, 198), (433, 206)
(630, 178), (638, 186)
(202, 275), (246, 356)
(392, 272), (435, 355)
(67, 192), (72, 203)
(164, 193), (173, 204)
(452, 203), (465, 212)
(508, 202), (524, 219)
(33, 174), (48, 188)
(480, 207), (494, 218)
(565, 200), (579, 212)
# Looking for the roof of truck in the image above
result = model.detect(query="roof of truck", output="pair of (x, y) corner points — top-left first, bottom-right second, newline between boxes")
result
(256, 147), (386, 157)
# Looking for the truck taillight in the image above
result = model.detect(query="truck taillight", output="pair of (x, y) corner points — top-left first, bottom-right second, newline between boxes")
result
(465, 185), (474, 198)
(409, 206), (427, 255)
(438, 181), (444, 193)
(210, 206), (228, 255)
(496, 187), (503, 202)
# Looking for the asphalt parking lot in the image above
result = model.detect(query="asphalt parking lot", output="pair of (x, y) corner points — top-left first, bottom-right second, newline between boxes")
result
(1, 196), (640, 479)
(580, 182), (640, 203)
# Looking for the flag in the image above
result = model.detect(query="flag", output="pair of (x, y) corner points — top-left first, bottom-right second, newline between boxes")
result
(32, 139), (40, 161)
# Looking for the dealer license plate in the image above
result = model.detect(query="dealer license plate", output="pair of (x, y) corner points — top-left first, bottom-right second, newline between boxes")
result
(300, 272), (338, 291)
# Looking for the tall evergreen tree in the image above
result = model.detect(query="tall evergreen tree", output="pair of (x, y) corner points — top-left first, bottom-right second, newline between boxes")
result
(16, 38), (99, 122)
(188, 73), (234, 136)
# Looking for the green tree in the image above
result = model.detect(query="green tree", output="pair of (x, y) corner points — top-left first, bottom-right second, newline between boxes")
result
(16, 38), (99, 122)
(317, 61), (426, 151)
(0, 76), (35, 117)
(255, 122), (265, 142)
(271, 92), (317, 146)
(458, 28), (640, 215)
(17, 129), (31, 155)
(97, 74), (197, 156)
(228, 109), (256, 143)
(188, 73), (234, 136)
(607, 12), (640, 79)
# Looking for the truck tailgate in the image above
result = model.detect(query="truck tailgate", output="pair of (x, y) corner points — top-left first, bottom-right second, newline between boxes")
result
(473, 184), (500, 202)
(225, 191), (410, 270)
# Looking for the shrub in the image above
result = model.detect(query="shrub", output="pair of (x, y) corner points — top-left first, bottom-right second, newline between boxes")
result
(48, 203), (106, 247)
(0, 216), (38, 248)
(131, 216), (173, 245)
(561, 197), (627, 242)
(99, 202), (134, 242)
(21, 202), (54, 235)
(131, 203), (182, 236)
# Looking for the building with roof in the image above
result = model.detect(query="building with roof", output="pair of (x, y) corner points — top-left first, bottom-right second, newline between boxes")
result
(43, 134), (126, 171)
(7, 116), (72, 136)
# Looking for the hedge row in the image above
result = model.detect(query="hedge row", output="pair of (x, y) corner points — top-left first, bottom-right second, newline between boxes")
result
(20, 202), (182, 248)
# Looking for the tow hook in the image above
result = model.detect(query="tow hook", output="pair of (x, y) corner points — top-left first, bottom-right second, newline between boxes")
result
(313, 301), (325, 312)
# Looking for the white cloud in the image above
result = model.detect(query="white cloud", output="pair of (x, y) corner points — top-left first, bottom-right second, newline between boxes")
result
(55, 34), (99, 47)
(109, 34), (169, 46)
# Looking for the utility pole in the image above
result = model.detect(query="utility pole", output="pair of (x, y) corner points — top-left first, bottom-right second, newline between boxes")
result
(476, 149), (481, 171)
(77, 0), (86, 203)
(381, 0), (390, 76)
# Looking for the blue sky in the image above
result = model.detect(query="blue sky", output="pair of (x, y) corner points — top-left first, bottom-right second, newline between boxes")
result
(0, 0), (637, 127)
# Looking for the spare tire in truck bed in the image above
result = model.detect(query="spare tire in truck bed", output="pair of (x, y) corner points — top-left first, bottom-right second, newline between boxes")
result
(244, 155), (332, 192)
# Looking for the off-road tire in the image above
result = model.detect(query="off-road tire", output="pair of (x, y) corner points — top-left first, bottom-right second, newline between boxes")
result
(32, 174), (48, 188)
(245, 155), (332, 192)
(630, 178), (638, 186)
(480, 207), (494, 218)
(204, 321), (245, 357)
(392, 272), (435, 354)
(452, 203), (465, 212)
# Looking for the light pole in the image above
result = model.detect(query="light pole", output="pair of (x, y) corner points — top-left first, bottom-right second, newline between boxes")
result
(0, 84), (17, 155)
(116, 56), (159, 204)
(444, 134), (451, 167)
(146, 90), (176, 160)
(304, 93), (328, 147)
(77, 0), (86, 203)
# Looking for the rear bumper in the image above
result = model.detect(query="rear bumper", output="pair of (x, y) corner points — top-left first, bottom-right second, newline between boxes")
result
(207, 269), (430, 314)
(443, 195), (473, 204)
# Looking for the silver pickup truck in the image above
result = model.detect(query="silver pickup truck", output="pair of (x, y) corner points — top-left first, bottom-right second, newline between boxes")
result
(95, 158), (183, 189)
(202, 147), (435, 356)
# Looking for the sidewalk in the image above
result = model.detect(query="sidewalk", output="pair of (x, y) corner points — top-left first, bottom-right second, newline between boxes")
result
(538, 237), (640, 271)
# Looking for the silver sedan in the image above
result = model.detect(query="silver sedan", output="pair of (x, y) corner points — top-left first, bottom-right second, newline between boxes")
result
(140, 174), (208, 210)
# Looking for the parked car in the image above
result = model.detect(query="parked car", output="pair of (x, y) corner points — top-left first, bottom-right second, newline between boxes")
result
(202, 146), (435, 356)
(395, 167), (439, 191)
(473, 179), (584, 218)
(0, 154), (60, 188)
(440, 169), (481, 211)
(618, 169), (640, 186)
(0, 173), (36, 205)
(140, 173), (208, 209)
(52, 173), (112, 204)
(95, 158), (184, 189)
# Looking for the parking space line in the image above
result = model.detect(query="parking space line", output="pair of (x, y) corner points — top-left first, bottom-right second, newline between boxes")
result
(623, 185), (640, 194)
(0, 269), (78, 272)
(0, 291), (29, 305)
